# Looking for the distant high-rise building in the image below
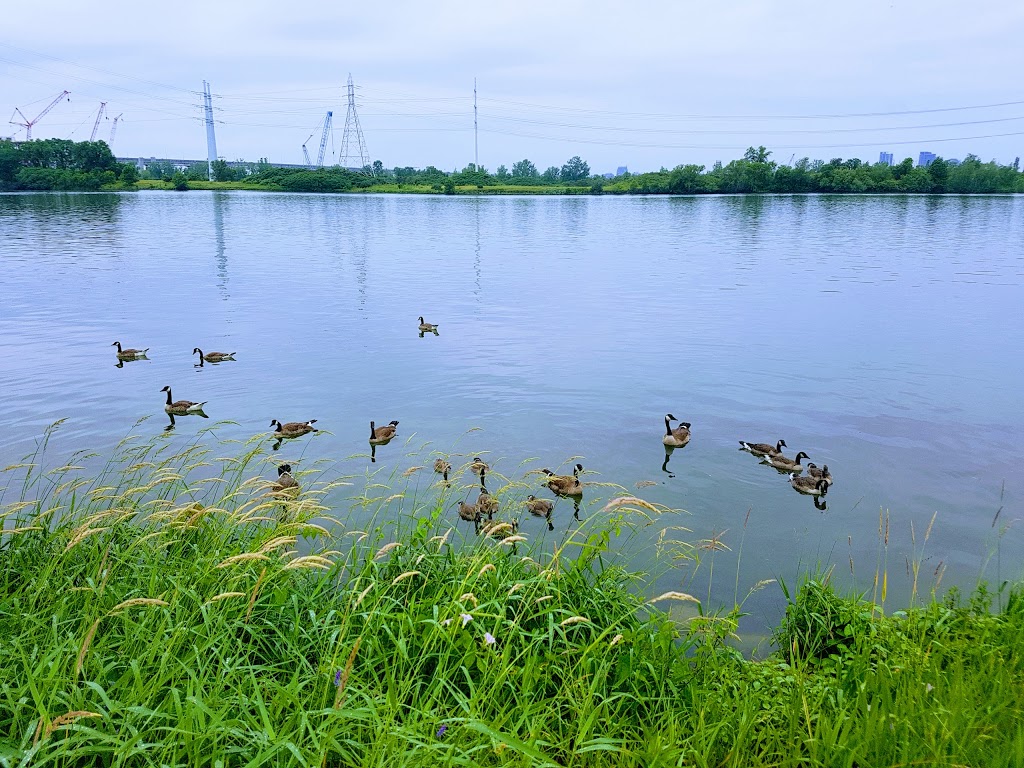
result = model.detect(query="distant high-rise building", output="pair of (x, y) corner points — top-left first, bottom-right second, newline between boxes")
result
(918, 151), (937, 167)
(616, 166), (628, 176)
(879, 152), (894, 166)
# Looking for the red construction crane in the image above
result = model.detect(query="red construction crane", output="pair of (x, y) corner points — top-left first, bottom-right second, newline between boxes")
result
(9, 90), (71, 141)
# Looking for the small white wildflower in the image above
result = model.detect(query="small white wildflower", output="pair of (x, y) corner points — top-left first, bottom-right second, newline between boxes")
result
(461, 613), (473, 627)
(483, 631), (496, 646)
(925, 683), (934, 693)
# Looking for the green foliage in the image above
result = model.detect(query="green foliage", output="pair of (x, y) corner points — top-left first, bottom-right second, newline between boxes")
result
(541, 165), (560, 182)
(117, 162), (139, 186)
(171, 171), (189, 191)
(560, 155), (590, 183)
(1, 431), (1023, 766)
(211, 159), (239, 182)
(0, 138), (120, 190)
(511, 158), (539, 179)
(242, 166), (373, 193)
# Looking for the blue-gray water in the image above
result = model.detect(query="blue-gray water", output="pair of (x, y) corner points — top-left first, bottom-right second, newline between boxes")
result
(1, 191), (1021, 640)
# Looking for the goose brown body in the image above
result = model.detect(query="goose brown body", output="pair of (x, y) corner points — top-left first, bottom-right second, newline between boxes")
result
(525, 495), (553, 516)
(369, 420), (399, 444)
(270, 464), (299, 494)
(112, 341), (149, 359)
(418, 317), (438, 332)
(193, 347), (236, 363)
(270, 419), (318, 438)
(662, 414), (691, 447)
(807, 463), (834, 487)
(433, 458), (451, 481)
(543, 464), (584, 497)
(739, 439), (787, 457)
(790, 473), (828, 497)
(160, 386), (206, 415)
(766, 451), (810, 473)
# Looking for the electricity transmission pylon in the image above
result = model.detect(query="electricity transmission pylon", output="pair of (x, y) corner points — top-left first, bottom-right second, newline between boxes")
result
(339, 74), (370, 172)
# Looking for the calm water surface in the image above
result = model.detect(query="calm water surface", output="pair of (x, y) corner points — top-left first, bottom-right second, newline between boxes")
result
(1, 191), (1021, 638)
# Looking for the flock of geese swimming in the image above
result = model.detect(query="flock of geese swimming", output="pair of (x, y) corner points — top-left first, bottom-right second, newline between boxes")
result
(112, 320), (836, 536)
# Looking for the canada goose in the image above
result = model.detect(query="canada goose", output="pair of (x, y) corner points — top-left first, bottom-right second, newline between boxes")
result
(271, 464), (299, 494)
(160, 386), (207, 415)
(662, 414), (691, 447)
(434, 458), (451, 482)
(479, 519), (518, 539)
(469, 457), (489, 476)
(418, 317), (439, 332)
(765, 451), (810, 473)
(270, 419), (318, 438)
(525, 495), (555, 531)
(790, 473), (829, 497)
(739, 439), (787, 457)
(525, 495), (553, 517)
(369, 420), (399, 445)
(478, 488), (499, 518)
(112, 341), (149, 360)
(454, 499), (481, 532)
(543, 464), (584, 497)
(807, 463), (834, 487)
(193, 347), (236, 364)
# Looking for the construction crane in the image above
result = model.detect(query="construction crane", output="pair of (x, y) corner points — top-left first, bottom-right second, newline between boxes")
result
(299, 111), (334, 169)
(9, 90), (71, 141)
(89, 102), (107, 141)
(109, 114), (123, 148)
(316, 111), (333, 167)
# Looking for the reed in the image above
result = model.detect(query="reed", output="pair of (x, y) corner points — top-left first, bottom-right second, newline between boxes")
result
(1, 427), (1022, 766)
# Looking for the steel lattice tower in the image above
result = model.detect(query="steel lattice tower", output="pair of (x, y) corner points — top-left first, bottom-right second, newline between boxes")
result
(339, 74), (370, 171)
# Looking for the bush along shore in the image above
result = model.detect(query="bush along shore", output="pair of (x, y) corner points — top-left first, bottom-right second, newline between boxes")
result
(5, 138), (1024, 195)
(1, 426), (1023, 766)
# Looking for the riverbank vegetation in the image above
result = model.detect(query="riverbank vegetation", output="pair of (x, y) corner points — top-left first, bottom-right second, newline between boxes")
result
(0, 138), (137, 191)
(6, 138), (1023, 195)
(1, 426), (1022, 766)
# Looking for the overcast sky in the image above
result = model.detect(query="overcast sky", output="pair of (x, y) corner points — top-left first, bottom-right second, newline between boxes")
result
(3, 0), (1023, 172)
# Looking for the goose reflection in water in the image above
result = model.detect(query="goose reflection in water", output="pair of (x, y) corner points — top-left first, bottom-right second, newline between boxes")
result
(661, 447), (677, 478)
(163, 409), (210, 432)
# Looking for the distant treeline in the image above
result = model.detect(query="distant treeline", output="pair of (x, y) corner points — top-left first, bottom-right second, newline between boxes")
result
(389, 147), (1024, 195)
(0, 138), (138, 191)
(3, 139), (1023, 194)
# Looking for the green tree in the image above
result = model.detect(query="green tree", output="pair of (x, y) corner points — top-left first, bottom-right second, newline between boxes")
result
(560, 155), (590, 182)
(171, 171), (189, 191)
(891, 157), (914, 180)
(495, 164), (509, 180)
(511, 159), (538, 179)
(927, 157), (949, 192)
(667, 164), (710, 194)
(898, 167), (933, 193)
(372, 160), (384, 177)
(0, 140), (19, 187)
(743, 145), (772, 163)
(212, 159), (237, 182)
(118, 163), (139, 186)
(541, 166), (560, 183)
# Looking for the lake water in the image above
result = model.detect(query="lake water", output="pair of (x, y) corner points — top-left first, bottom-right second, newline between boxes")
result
(1, 191), (1021, 641)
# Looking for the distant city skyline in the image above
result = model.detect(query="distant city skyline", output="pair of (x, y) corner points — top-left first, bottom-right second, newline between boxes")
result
(2, 1), (1023, 170)
(879, 151), (894, 166)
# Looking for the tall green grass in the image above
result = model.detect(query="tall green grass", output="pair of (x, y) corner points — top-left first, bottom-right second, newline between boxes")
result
(1, 425), (1022, 767)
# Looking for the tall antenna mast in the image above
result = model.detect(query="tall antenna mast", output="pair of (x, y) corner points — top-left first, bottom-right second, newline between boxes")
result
(473, 78), (478, 169)
(339, 74), (370, 171)
(202, 80), (218, 181)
